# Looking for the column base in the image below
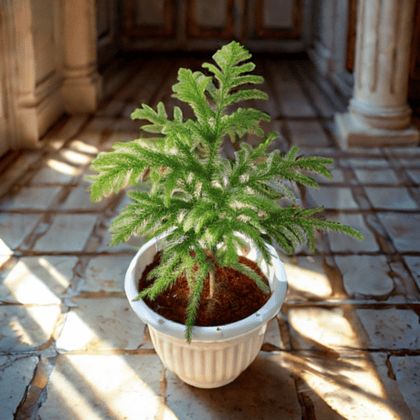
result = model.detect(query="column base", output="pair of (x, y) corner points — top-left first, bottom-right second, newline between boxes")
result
(14, 81), (65, 149)
(62, 72), (103, 114)
(335, 112), (420, 150)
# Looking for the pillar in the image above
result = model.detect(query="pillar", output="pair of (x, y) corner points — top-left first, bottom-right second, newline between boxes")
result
(61, 0), (103, 113)
(335, 0), (419, 149)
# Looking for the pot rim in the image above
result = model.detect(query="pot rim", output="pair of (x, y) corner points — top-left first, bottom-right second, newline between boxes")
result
(124, 232), (288, 342)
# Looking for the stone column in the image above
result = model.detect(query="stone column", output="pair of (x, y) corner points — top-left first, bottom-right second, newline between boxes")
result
(61, 0), (103, 113)
(335, 0), (419, 149)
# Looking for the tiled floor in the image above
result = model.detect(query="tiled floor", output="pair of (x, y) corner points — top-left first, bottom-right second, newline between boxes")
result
(0, 54), (420, 419)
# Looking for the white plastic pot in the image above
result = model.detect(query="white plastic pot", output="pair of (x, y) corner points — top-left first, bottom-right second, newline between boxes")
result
(124, 233), (288, 388)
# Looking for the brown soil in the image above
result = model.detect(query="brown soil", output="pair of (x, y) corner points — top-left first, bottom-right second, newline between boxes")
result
(138, 250), (271, 327)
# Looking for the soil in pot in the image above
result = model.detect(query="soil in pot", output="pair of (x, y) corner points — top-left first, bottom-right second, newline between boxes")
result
(138, 251), (271, 327)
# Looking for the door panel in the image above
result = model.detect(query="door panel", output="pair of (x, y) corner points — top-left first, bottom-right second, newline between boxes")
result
(254, 0), (302, 39)
(186, 0), (234, 39)
(124, 0), (176, 38)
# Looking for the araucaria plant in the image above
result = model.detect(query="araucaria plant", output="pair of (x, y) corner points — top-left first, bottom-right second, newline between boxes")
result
(89, 41), (363, 342)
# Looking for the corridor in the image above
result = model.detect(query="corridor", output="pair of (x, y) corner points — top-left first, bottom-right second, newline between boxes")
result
(0, 54), (419, 419)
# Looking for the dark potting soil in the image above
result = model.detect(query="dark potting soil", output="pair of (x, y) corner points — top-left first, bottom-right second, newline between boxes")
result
(138, 250), (271, 327)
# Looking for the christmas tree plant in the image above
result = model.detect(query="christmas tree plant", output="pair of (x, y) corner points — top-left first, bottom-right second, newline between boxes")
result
(88, 41), (363, 342)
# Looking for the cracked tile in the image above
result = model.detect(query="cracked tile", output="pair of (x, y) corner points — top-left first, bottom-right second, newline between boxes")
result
(56, 298), (145, 352)
(370, 353), (415, 420)
(389, 356), (420, 420)
(0, 355), (39, 420)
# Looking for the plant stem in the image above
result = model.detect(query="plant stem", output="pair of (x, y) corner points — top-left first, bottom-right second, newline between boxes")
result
(209, 267), (216, 298)
(204, 249), (218, 298)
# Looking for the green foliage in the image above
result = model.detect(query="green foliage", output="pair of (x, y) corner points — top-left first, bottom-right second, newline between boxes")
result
(88, 41), (363, 342)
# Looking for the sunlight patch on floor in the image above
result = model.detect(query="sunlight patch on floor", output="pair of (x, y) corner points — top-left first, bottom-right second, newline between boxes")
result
(2, 258), (73, 304)
(283, 258), (332, 299)
(0, 239), (13, 256)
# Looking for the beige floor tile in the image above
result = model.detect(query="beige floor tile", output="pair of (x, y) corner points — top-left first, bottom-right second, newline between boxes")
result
(364, 187), (418, 210)
(334, 255), (394, 298)
(65, 139), (99, 155)
(378, 213), (420, 252)
(59, 185), (110, 211)
(33, 215), (97, 252)
(0, 305), (61, 352)
(356, 308), (420, 350)
(403, 256), (420, 290)
(57, 149), (93, 167)
(0, 186), (61, 210)
(263, 317), (282, 349)
(0, 256), (77, 304)
(283, 256), (333, 300)
(165, 352), (301, 420)
(406, 168), (420, 184)
(78, 255), (132, 293)
(389, 355), (420, 420)
(56, 297), (145, 352)
(0, 213), (42, 250)
(327, 213), (380, 252)
(288, 306), (368, 350)
(287, 120), (329, 148)
(306, 186), (359, 209)
(355, 168), (400, 184)
(285, 351), (406, 420)
(0, 355), (39, 420)
(31, 160), (83, 185)
(38, 354), (164, 420)
(370, 353), (417, 420)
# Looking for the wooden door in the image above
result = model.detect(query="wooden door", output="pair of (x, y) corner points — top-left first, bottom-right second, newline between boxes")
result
(96, 0), (120, 65)
(121, 0), (305, 52)
(409, 0), (420, 100)
(345, 0), (358, 73)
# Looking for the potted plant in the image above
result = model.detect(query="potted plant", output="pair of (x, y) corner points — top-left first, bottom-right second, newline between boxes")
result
(88, 41), (362, 388)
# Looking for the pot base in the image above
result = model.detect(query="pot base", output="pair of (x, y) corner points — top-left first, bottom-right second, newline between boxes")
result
(177, 375), (237, 389)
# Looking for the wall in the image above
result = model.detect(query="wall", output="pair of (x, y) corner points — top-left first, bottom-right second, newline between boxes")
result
(0, 0), (65, 153)
(0, 0), (102, 157)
